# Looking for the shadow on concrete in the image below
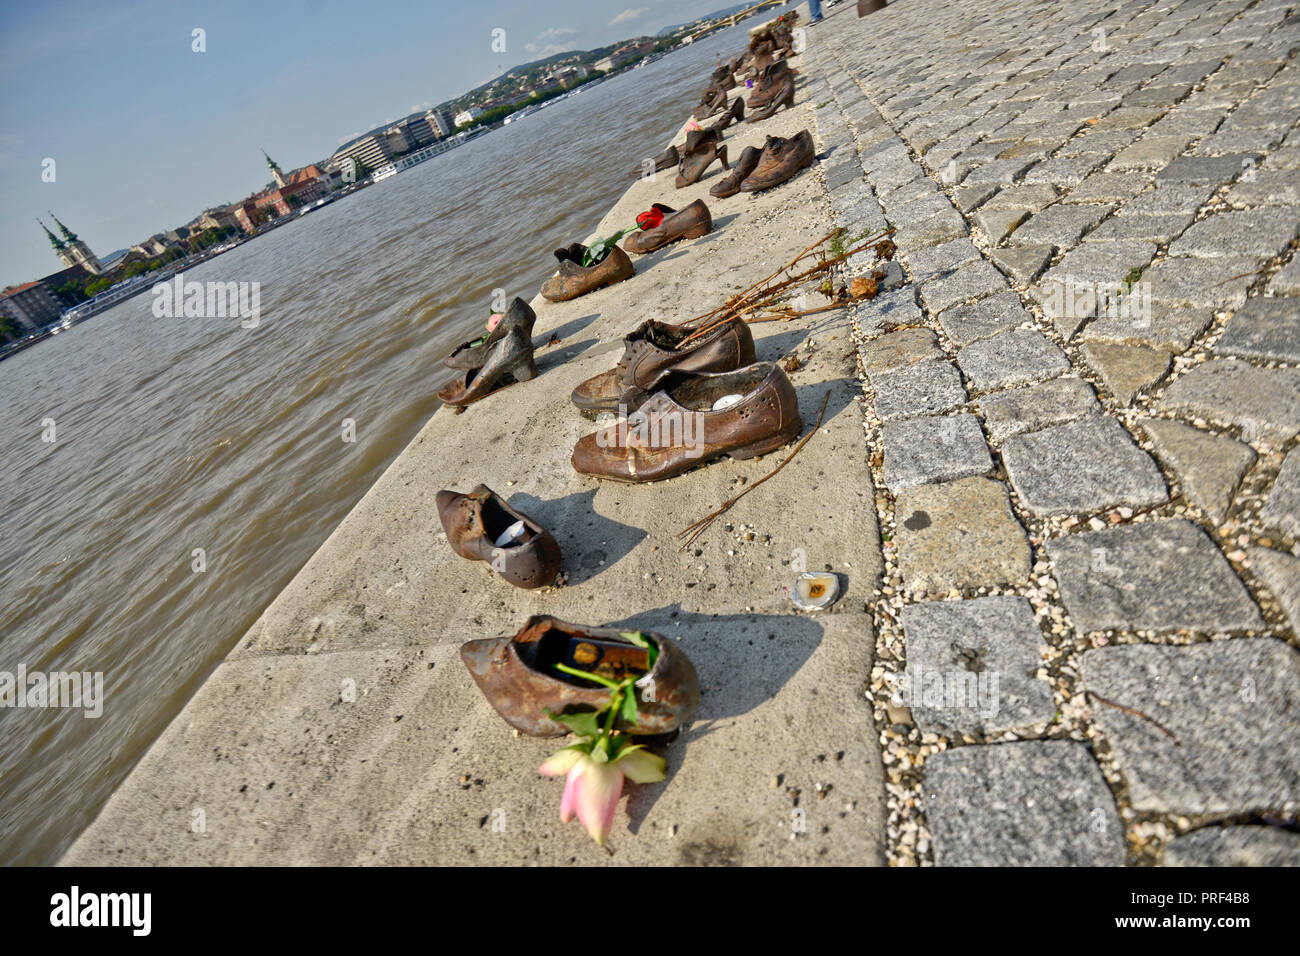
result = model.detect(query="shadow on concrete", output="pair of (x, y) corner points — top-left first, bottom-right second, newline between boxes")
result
(607, 603), (827, 831)
(508, 487), (648, 587)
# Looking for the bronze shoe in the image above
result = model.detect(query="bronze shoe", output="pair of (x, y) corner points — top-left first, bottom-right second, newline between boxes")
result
(436, 484), (561, 589)
(630, 144), (679, 178)
(623, 199), (712, 255)
(460, 616), (700, 737)
(553, 241), (587, 266)
(692, 85), (728, 120)
(746, 76), (794, 122)
(540, 244), (634, 302)
(705, 96), (745, 134)
(444, 297), (536, 371)
(675, 129), (729, 188)
(740, 130), (816, 192)
(747, 60), (792, 110)
(571, 361), (803, 483)
(709, 64), (735, 90)
(710, 145), (763, 198)
(570, 314), (755, 416)
(437, 325), (537, 406)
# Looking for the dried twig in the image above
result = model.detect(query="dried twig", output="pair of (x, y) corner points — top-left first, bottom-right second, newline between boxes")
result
(676, 389), (831, 550)
(1086, 690), (1181, 745)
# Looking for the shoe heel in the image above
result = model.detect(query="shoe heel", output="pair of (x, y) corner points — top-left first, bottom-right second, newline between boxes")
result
(511, 356), (538, 382)
(718, 145), (730, 171)
(729, 423), (802, 460)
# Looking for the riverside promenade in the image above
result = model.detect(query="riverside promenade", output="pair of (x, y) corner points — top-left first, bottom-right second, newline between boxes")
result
(65, 0), (1299, 866)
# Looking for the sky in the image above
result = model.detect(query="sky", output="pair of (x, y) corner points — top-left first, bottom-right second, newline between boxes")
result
(0, 0), (732, 288)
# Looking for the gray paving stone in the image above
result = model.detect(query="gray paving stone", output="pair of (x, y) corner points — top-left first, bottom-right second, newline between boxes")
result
(1268, 256), (1300, 295)
(975, 205), (1031, 243)
(953, 182), (998, 213)
(1083, 212), (1193, 243)
(1161, 359), (1300, 444)
(1048, 518), (1263, 633)
(936, 291), (1032, 346)
(1122, 184), (1215, 215)
(1168, 207), (1300, 262)
(859, 326), (944, 378)
(881, 413), (994, 492)
(1012, 203), (1113, 247)
(918, 259), (1008, 314)
(1260, 449), (1300, 541)
(1095, 108), (1166, 131)
(979, 377), (1100, 443)
(1163, 825), (1300, 866)
(1216, 297), (1300, 363)
(891, 191), (959, 223)
(1020, 155), (1105, 187)
(902, 237), (979, 282)
(1224, 170), (1300, 208)
(1248, 545), (1300, 638)
(1082, 342), (1172, 404)
(893, 208), (969, 251)
(962, 158), (1037, 184)
(1045, 240), (1157, 286)
(957, 327), (1069, 392)
(981, 183), (1060, 212)
(989, 245), (1053, 286)
(1109, 135), (1189, 171)
(872, 360), (967, 421)
(853, 287), (924, 337)
(900, 595), (1049, 733)
(1140, 418), (1257, 524)
(924, 741), (1125, 866)
(1156, 153), (1260, 185)
(1141, 255), (1259, 311)
(1062, 171), (1151, 203)
(1081, 299), (1212, 353)
(1002, 417), (1167, 517)
(1079, 640), (1298, 814)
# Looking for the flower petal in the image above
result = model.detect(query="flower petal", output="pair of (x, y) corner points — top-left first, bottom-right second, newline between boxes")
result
(559, 762), (585, 824)
(614, 746), (666, 784)
(572, 759), (623, 845)
(539, 746), (585, 777)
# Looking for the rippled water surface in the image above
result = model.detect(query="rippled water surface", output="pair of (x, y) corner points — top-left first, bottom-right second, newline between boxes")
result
(0, 22), (759, 865)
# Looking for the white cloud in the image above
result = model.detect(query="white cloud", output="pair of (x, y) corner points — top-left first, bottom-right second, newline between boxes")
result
(609, 7), (648, 26)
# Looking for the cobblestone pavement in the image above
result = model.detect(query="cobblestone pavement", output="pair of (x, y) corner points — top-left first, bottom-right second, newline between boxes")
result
(803, 0), (1300, 865)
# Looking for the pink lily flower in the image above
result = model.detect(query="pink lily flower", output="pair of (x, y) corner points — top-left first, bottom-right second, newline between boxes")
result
(684, 118), (702, 132)
(539, 744), (665, 845)
(486, 312), (504, 332)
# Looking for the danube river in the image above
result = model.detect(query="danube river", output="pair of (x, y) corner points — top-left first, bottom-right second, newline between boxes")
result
(0, 22), (758, 864)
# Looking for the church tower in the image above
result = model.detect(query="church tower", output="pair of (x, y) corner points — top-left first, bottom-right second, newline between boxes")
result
(42, 215), (102, 274)
(264, 149), (288, 189)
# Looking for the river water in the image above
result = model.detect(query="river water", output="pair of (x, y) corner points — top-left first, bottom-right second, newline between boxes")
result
(0, 22), (762, 865)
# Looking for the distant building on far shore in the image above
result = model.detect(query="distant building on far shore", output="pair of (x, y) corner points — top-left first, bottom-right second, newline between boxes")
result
(453, 106), (482, 127)
(41, 214), (102, 275)
(426, 108), (455, 138)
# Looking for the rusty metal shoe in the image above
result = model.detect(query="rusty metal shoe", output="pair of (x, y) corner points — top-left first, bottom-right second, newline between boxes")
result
(630, 144), (679, 178)
(740, 130), (816, 192)
(709, 64), (736, 90)
(436, 484), (561, 589)
(571, 361), (803, 483)
(746, 75), (794, 122)
(675, 129), (729, 188)
(692, 85), (728, 120)
(705, 96), (745, 135)
(709, 145), (762, 198)
(553, 241), (588, 266)
(540, 244), (635, 302)
(444, 297), (536, 371)
(623, 199), (712, 255)
(437, 325), (537, 406)
(460, 616), (700, 737)
(747, 60), (791, 109)
(570, 314), (755, 416)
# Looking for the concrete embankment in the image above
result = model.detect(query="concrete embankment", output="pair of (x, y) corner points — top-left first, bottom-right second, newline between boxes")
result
(62, 19), (890, 866)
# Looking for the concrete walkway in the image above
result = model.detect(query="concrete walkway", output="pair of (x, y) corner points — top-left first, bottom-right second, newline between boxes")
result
(62, 38), (889, 865)
(806, 0), (1299, 865)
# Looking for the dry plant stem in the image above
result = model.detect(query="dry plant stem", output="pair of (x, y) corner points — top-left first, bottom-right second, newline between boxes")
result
(676, 389), (831, 550)
(1086, 690), (1181, 745)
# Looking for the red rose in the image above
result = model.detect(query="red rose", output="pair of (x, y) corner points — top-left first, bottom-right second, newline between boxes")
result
(636, 207), (665, 230)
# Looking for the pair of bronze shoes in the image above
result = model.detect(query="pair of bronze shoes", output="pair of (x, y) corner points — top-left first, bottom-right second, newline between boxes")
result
(540, 242), (634, 302)
(437, 322), (538, 406)
(740, 131), (816, 192)
(436, 484), (561, 588)
(675, 129), (729, 188)
(622, 200), (712, 255)
(570, 314), (755, 416)
(571, 361), (804, 483)
(461, 616), (700, 737)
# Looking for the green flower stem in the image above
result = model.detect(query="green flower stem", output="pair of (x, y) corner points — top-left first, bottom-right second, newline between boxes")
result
(553, 662), (621, 689)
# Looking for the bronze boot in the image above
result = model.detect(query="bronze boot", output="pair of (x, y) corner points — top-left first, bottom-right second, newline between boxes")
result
(623, 199), (712, 255)
(746, 75), (794, 122)
(740, 130), (816, 192)
(630, 144), (679, 178)
(709, 145), (763, 198)
(444, 296), (536, 371)
(747, 60), (792, 110)
(540, 244), (635, 302)
(571, 362), (804, 483)
(570, 314), (756, 416)
(436, 484), (561, 589)
(460, 616), (700, 737)
(675, 129), (729, 188)
(437, 325), (537, 406)
(705, 96), (745, 134)
(691, 85), (728, 120)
